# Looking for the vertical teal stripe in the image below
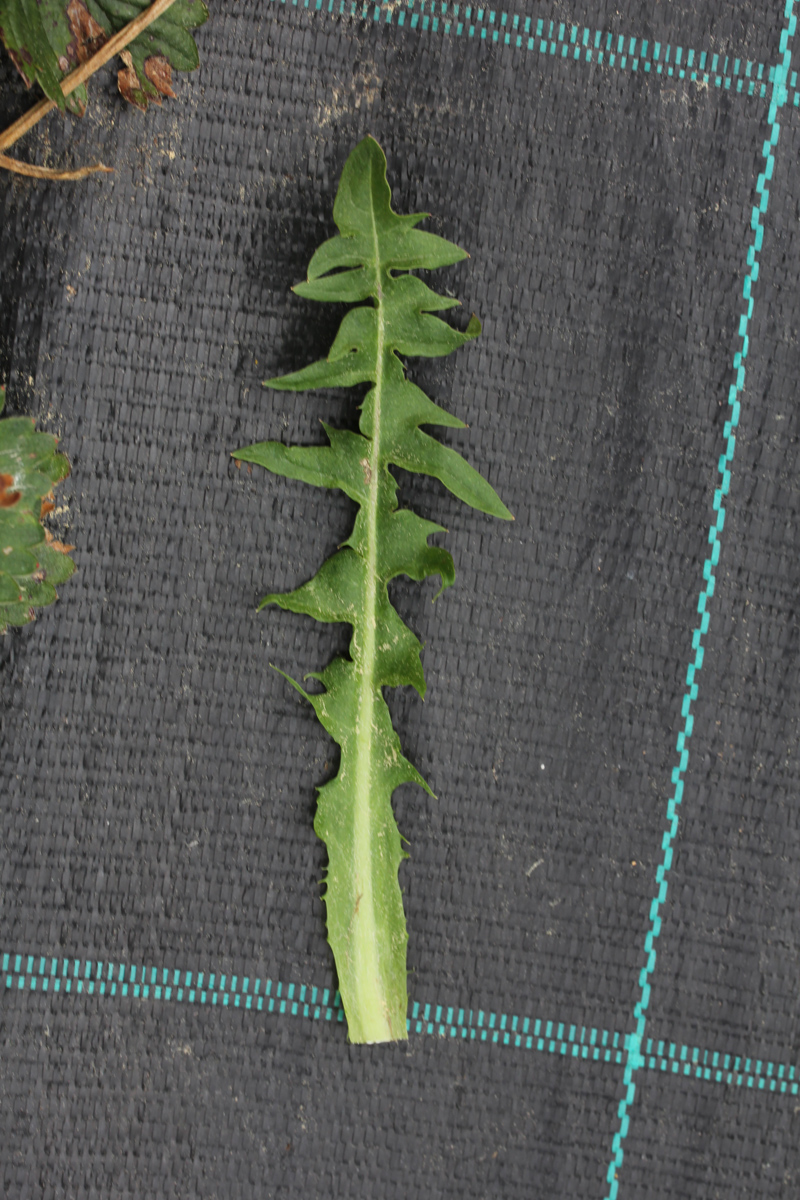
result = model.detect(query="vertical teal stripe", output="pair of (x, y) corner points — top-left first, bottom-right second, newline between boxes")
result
(602, 5), (796, 1196)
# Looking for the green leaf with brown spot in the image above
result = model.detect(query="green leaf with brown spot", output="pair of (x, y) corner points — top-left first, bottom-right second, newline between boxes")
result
(87, 0), (207, 110)
(0, 386), (76, 634)
(0, 0), (207, 114)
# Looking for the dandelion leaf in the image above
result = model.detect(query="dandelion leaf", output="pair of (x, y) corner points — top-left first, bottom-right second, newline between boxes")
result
(233, 137), (511, 1043)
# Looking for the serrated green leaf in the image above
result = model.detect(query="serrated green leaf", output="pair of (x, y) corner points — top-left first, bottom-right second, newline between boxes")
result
(1, 545), (39, 575)
(236, 425), (372, 506)
(0, 600), (35, 626)
(34, 539), (77, 586)
(0, 510), (46, 548)
(0, 385), (75, 634)
(233, 137), (512, 1044)
(0, 573), (22, 602)
(18, 577), (57, 607)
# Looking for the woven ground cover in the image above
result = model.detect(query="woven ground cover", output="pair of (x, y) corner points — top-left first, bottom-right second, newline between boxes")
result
(2, 2), (800, 1196)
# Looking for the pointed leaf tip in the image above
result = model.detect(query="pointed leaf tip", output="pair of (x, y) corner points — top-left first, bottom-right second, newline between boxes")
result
(270, 662), (312, 704)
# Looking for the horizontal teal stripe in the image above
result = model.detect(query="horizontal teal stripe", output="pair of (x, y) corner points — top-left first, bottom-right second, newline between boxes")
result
(273, 0), (797, 105)
(5, 952), (799, 1094)
(2, 952), (345, 1022)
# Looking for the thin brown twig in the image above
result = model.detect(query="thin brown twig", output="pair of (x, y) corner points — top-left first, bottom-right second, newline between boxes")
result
(0, 153), (114, 180)
(0, 0), (180, 177)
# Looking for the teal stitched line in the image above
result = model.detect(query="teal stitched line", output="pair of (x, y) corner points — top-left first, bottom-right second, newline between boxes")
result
(1, 952), (623, 1061)
(602, 5), (796, 1197)
(7, 953), (800, 1095)
(2, 952), (346, 1023)
(279, 0), (800, 105)
(641, 1039), (800, 1094)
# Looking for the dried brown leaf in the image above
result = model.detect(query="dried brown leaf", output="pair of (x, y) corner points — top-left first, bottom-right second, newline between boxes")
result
(66, 0), (107, 66)
(45, 536), (76, 554)
(117, 48), (148, 111)
(144, 55), (175, 99)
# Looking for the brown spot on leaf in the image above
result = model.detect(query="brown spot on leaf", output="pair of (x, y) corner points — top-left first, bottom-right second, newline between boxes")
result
(118, 51), (148, 111)
(7, 47), (34, 83)
(58, 55), (69, 72)
(40, 498), (55, 519)
(144, 56), (176, 99)
(67, 92), (86, 118)
(0, 474), (21, 508)
(44, 534), (76, 554)
(66, 0), (107, 65)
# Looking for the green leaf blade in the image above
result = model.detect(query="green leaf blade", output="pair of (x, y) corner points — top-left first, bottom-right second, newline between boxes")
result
(234, 427), (371, 505)
(264, 352), (373, 392)
(392, 428), (513, 520)
(373, 508), (456, 594)
(310, 655), (430, 1044)
(261, 548), (364, 624)
(235, 138), (511, 1042)
(294, 268), (373, 305)
(35, 540), (77, 586)
(0, 0), (68, 106)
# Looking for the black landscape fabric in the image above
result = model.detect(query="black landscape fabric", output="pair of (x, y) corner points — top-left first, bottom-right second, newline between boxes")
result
(2, 1), (800, 1196)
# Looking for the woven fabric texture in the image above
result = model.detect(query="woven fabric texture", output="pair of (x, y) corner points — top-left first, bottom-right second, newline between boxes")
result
(2, 2), (800, 1196)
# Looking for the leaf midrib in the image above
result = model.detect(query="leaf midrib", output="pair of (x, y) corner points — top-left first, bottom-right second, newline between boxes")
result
(350, 193), (389, 1039)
